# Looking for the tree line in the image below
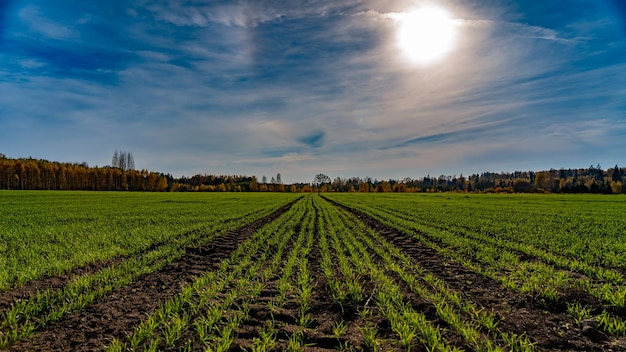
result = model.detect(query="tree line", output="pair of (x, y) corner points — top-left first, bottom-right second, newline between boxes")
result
(313, 165), (624, 194)
(0, 153), (623, 193)
(0, 154), (168, 191)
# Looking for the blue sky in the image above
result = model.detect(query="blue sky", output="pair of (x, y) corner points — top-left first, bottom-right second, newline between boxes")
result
(1, 0), (625, 183)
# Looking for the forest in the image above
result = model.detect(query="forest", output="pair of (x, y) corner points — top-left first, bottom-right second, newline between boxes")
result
(0, 154), (623, 193)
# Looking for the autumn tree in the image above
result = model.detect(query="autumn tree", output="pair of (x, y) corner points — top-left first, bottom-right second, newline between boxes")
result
(249, 176), (259, 191)
(611, 181), (622, 194)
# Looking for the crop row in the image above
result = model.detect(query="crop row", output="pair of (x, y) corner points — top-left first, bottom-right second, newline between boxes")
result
(100, 193), (544, 351)
(325, 193), (626, 337)
(4, 192), (611, 350)
(105, 194), (314, 351)
(0, 192), (299, 349)
(0, 192), (299, 290)
(316, 195), (536, 351)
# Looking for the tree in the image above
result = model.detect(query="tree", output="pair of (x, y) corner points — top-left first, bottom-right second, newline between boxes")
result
(127, 152), (135, 170)
(276, 173), (282, 184)
(313, 174), (330, 187)
(112, 151), (119, 169)
(249, 176), (259, 191)
(611, 181), (622, 194)
(112, 150), (135, 171)
(262, 175), (267, 184)
(613, 165), (622, 182)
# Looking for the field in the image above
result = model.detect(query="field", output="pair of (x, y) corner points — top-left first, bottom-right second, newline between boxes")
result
(1, 191), (625, 351)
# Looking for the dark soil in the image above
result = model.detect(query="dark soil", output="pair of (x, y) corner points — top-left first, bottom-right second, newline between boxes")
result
(224, 203), (360, 351)
(225, 227), (400, 351)
(5, 195), (626, 352)
(4, 199), (300, 352)
(0, 214), (254, 312)
(324, 196), (626, 352)
(0, 255), (127, 312)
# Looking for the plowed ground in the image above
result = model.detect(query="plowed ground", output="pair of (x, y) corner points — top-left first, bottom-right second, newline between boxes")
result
(2, 196), (621, 351)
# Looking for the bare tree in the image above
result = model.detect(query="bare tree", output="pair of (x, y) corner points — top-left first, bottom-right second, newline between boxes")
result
(127, 152), (135, 170)
(112, 150), (135, 171)
(313, 173), (330, 187)
(112, 150), (119, 169)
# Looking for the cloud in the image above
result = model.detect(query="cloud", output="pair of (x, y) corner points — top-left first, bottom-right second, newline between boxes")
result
(141, 0), (361, 28)
(18, 5), (77, 40)
(1, 0), (625, 181)
(359, 7), (581, 44)
(234, 153), (316, 166)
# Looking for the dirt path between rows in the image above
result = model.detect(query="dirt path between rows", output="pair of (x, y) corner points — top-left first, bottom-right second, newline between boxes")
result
(323, 197), (625, 351)
(5, 199), (300, 352)
(0, 214), (256, 312)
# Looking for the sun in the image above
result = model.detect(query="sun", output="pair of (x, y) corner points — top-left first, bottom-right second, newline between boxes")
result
(396, 6), (457, 65)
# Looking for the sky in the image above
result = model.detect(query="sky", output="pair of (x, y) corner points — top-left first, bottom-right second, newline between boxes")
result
(1, 0), (625, 183)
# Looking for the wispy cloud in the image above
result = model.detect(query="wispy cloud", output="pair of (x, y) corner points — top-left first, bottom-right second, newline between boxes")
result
(140, 0), (362, 28)
(1, 0), (625, 181)
(18, 5), (77, 40)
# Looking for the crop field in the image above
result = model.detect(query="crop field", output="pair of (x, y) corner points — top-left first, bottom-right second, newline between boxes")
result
(1, 191), (625, 351)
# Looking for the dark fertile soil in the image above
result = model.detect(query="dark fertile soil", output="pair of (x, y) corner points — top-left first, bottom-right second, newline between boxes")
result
(324, 196), (626, 351)
(4, 199), (299, 352)
(5, 195), (626, 352)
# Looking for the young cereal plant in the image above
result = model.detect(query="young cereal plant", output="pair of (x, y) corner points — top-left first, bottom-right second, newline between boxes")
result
(262, 267), (275, 281)
(332, 320), (349, 338)
(478, 310), (499, 333)
(209, 325), (235, 352)
(337, 340), (358, 352)
(266, 299), (278, 320)
(346, 278), (365, 303)
(251, 322), (277, 352)
(567, 302), (592, 323)
(597, 310), (626, 336)
(194, 316), (215, 345)
(299, 311), (314, 328)
(359, 323), (381, 352)
(144, 338), (160, 352)
(330, 281), (348, 305)
(104, 339), (124, 352)
(395, 321), (417, 351)
(600, 285), (626, 309)
(239, 302), (251, 321)
(226, 310), (244, 327)
(278, 281), (293, 301)
(286, 331), (306, 352)
(501, 332), (535, 352)
(359, 307), (374, 320)
(163, 313), (189, 348)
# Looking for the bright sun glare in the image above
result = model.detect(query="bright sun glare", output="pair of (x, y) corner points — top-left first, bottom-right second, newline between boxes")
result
(396, 6), (457, 66)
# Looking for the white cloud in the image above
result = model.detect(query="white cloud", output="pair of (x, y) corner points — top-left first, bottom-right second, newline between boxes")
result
(3, 0), (625, 181)
(18, 5), (77, 40)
